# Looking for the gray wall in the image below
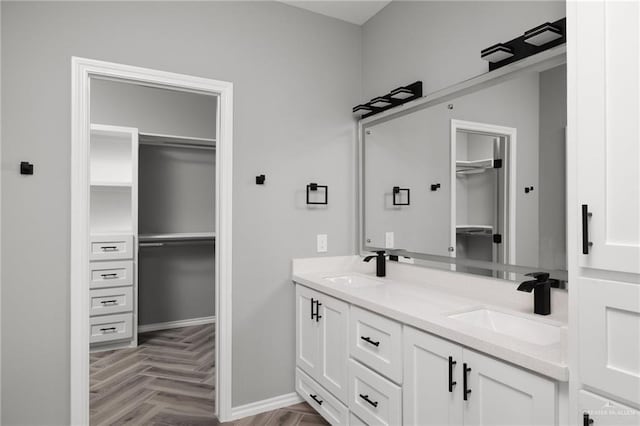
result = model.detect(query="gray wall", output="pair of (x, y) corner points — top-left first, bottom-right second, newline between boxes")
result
(538, 65), (567, 271)
(91, 79), (218, 140)
(362, 1), (565, 98)
(1, 2), (360, 424)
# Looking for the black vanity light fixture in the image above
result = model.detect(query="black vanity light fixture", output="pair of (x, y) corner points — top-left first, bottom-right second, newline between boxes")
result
(481, 17), (566, 71)
(353, 81), (423, 119)
(523, 22), (563, 46)
(392, 186), (410, 206)
(306, 183), (328, 205)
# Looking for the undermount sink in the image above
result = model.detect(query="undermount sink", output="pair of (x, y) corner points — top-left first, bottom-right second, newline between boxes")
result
(323, 274), (384, 289)
(448, 308), (563, 346)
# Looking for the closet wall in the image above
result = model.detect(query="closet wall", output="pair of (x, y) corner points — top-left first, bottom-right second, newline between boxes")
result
(91, 79), (216, 326)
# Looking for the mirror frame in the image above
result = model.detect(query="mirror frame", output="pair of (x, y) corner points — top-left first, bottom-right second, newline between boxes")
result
(357, 45), (568, 285)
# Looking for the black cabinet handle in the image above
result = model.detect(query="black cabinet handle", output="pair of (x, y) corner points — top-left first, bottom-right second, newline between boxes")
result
(359, 394), (378, 408)
(463, 363), (471, 400)
(100, 300), (118, 305)
(315, 301), (322, 322)
(448, 356), (457, 392)
(309, 394), (323, 406)
(361, 336), (380, 347)
(100, 327), (116, 333)
(582, 204), (592, 254)
(583, 413), (594, 426)
(101, 273), (118, 279)
(310, 298), (315, 320)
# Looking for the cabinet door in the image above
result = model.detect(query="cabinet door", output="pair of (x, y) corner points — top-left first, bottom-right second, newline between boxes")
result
(318, 293), (349, 402)
(579, 390), (639, 426)
(403, 327), (463, 426)
(296, 285), (321, 377)
(579, 278), (640, 405)
(575, 0), (640, 274)
(463, 349), (556, 426)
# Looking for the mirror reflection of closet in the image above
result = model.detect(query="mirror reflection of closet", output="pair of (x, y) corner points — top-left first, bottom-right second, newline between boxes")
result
(89, 79), (217, 350)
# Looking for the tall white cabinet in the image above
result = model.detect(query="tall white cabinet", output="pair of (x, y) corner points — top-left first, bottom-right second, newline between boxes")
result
(570, 0), (640, 422)
(89, 124), (139, 350)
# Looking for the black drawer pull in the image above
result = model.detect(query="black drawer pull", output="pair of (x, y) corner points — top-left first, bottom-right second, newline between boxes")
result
(582, 204), (593, 254)
(463, 363), (471, 400)
(448, 356), (457, 392)
(359, 394), (378, 408)
(583, 413), (594, 426)
(315, 301), (322, 322)
(309, 394), (323, 405)
(360, 336), (380, 347)
(100, 300), (118, 305)
(100, 246), (118, 251)
(100, 327), (117, 333)
(101, 273), (118, 279)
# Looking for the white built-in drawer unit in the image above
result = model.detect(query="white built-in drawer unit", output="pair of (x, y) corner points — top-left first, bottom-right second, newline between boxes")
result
(348, 359), (402, 426)
(90, 287), (133, 316)
(89, 260), (133, 289)
(90, 234), (134, 261)
(350, 305), (403, 383)
(90, 313), (133, 344)
(296, 367), (349, 426)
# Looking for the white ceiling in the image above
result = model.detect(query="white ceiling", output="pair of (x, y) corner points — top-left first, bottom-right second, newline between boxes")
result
(280, 1), (392, 25)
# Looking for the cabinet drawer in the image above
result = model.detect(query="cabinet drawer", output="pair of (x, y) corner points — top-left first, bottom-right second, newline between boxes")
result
(90, 313), (133, 344)
(350, 306), (403, 383)
(90, 287), (133, 316)
(90, 260), (133, 288)
(349, 412), (368, 426)
(296, 367), (348, 426)
(348, 359), (401, 426)
(90, 234), (134, 261)
(579, 389), (639, 426)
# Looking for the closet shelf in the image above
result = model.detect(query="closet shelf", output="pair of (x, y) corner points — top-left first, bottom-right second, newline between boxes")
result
(456, 225), (493, 236)
(91, 181), (133, 188)
(139, 132), (216, 150)
(139, 232), (216, 243)
(456, 158), (494, 174)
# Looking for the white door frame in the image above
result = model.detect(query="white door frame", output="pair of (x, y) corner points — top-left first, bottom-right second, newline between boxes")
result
(70, 57), (234, 424)
(450, 119), (517, 266)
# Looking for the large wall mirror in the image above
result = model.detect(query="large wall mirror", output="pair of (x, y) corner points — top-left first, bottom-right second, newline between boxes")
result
(360, 53), (567, 284)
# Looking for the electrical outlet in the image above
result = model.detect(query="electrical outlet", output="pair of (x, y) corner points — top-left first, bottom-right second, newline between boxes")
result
(317, 234), (328, 253)
(399, 256), (414, 264)
(385, 232), (394, 249)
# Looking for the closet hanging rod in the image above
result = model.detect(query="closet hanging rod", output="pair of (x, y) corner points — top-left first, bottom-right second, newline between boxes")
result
(139, 232), (216, 243)
(138, 132), (216, 150)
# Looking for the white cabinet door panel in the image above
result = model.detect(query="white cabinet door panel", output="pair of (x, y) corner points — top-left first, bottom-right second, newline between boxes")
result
(576, 0), (640, 274)
(318, 293), (349, 402)
(403, 326), (463, 426)
(463, 349), (556, 426)
(296, 285), (321, 377)
(579, 278), (640, 405)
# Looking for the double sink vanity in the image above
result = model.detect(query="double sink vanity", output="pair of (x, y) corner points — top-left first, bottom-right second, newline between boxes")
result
(293, 256), (568, 426)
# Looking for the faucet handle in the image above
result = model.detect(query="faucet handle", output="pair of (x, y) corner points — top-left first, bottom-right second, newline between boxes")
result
(525, 272), (550, 282)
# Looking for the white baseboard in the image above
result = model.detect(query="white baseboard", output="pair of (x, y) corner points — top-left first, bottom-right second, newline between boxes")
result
(138, 316), (216, 333)
(230, 392), (304, 421)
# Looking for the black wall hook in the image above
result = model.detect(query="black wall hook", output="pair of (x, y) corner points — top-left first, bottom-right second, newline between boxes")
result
(20, 162), (34, 175)
(430, 183), (441, 191)
(256, 174), (265, 185)
(306, 183), (328, 205)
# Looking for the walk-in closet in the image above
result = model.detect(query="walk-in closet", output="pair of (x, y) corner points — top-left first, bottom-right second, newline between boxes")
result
(87, 79), (218, 424)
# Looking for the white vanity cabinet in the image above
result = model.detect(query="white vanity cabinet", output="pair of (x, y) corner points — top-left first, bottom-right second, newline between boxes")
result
(404, 326), (556, 426)
(295, 285), (349, 405)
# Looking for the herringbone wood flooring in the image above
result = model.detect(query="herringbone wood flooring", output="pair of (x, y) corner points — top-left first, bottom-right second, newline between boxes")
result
(90, 324), (328, 425)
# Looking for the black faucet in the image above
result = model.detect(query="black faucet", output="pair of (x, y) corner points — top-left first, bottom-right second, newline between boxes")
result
(517, 272), (560, 315)
(363, 251), (386, 277)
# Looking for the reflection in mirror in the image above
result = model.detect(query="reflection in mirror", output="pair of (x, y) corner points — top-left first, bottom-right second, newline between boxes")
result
(362, 62), (567, 281)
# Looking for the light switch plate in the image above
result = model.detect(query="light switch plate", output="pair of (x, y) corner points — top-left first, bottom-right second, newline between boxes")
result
(385, 232), (394, 249)
(317, 234), (328, 253)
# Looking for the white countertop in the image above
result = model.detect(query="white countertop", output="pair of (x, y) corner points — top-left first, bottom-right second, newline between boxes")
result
(292, 255), (569, 382)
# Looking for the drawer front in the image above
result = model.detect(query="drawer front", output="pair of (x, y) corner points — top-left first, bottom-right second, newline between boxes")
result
(350, 306), (403, 383)
(348, 359), (402, 426)
(296, 368), (348, 426)
(90, 287), (133, 316)
(349, 412), (368, 426)
(90, 234), (134, 261)
(90, 313), (133, 344)
(90, 260), (133, 289)
(579, 389), (640, 426)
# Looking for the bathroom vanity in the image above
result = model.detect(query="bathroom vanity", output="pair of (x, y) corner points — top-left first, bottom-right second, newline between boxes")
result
(293, 256), (568, 426)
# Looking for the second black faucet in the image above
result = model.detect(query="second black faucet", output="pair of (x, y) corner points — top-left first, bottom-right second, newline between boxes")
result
(363, 251), (387, 277)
